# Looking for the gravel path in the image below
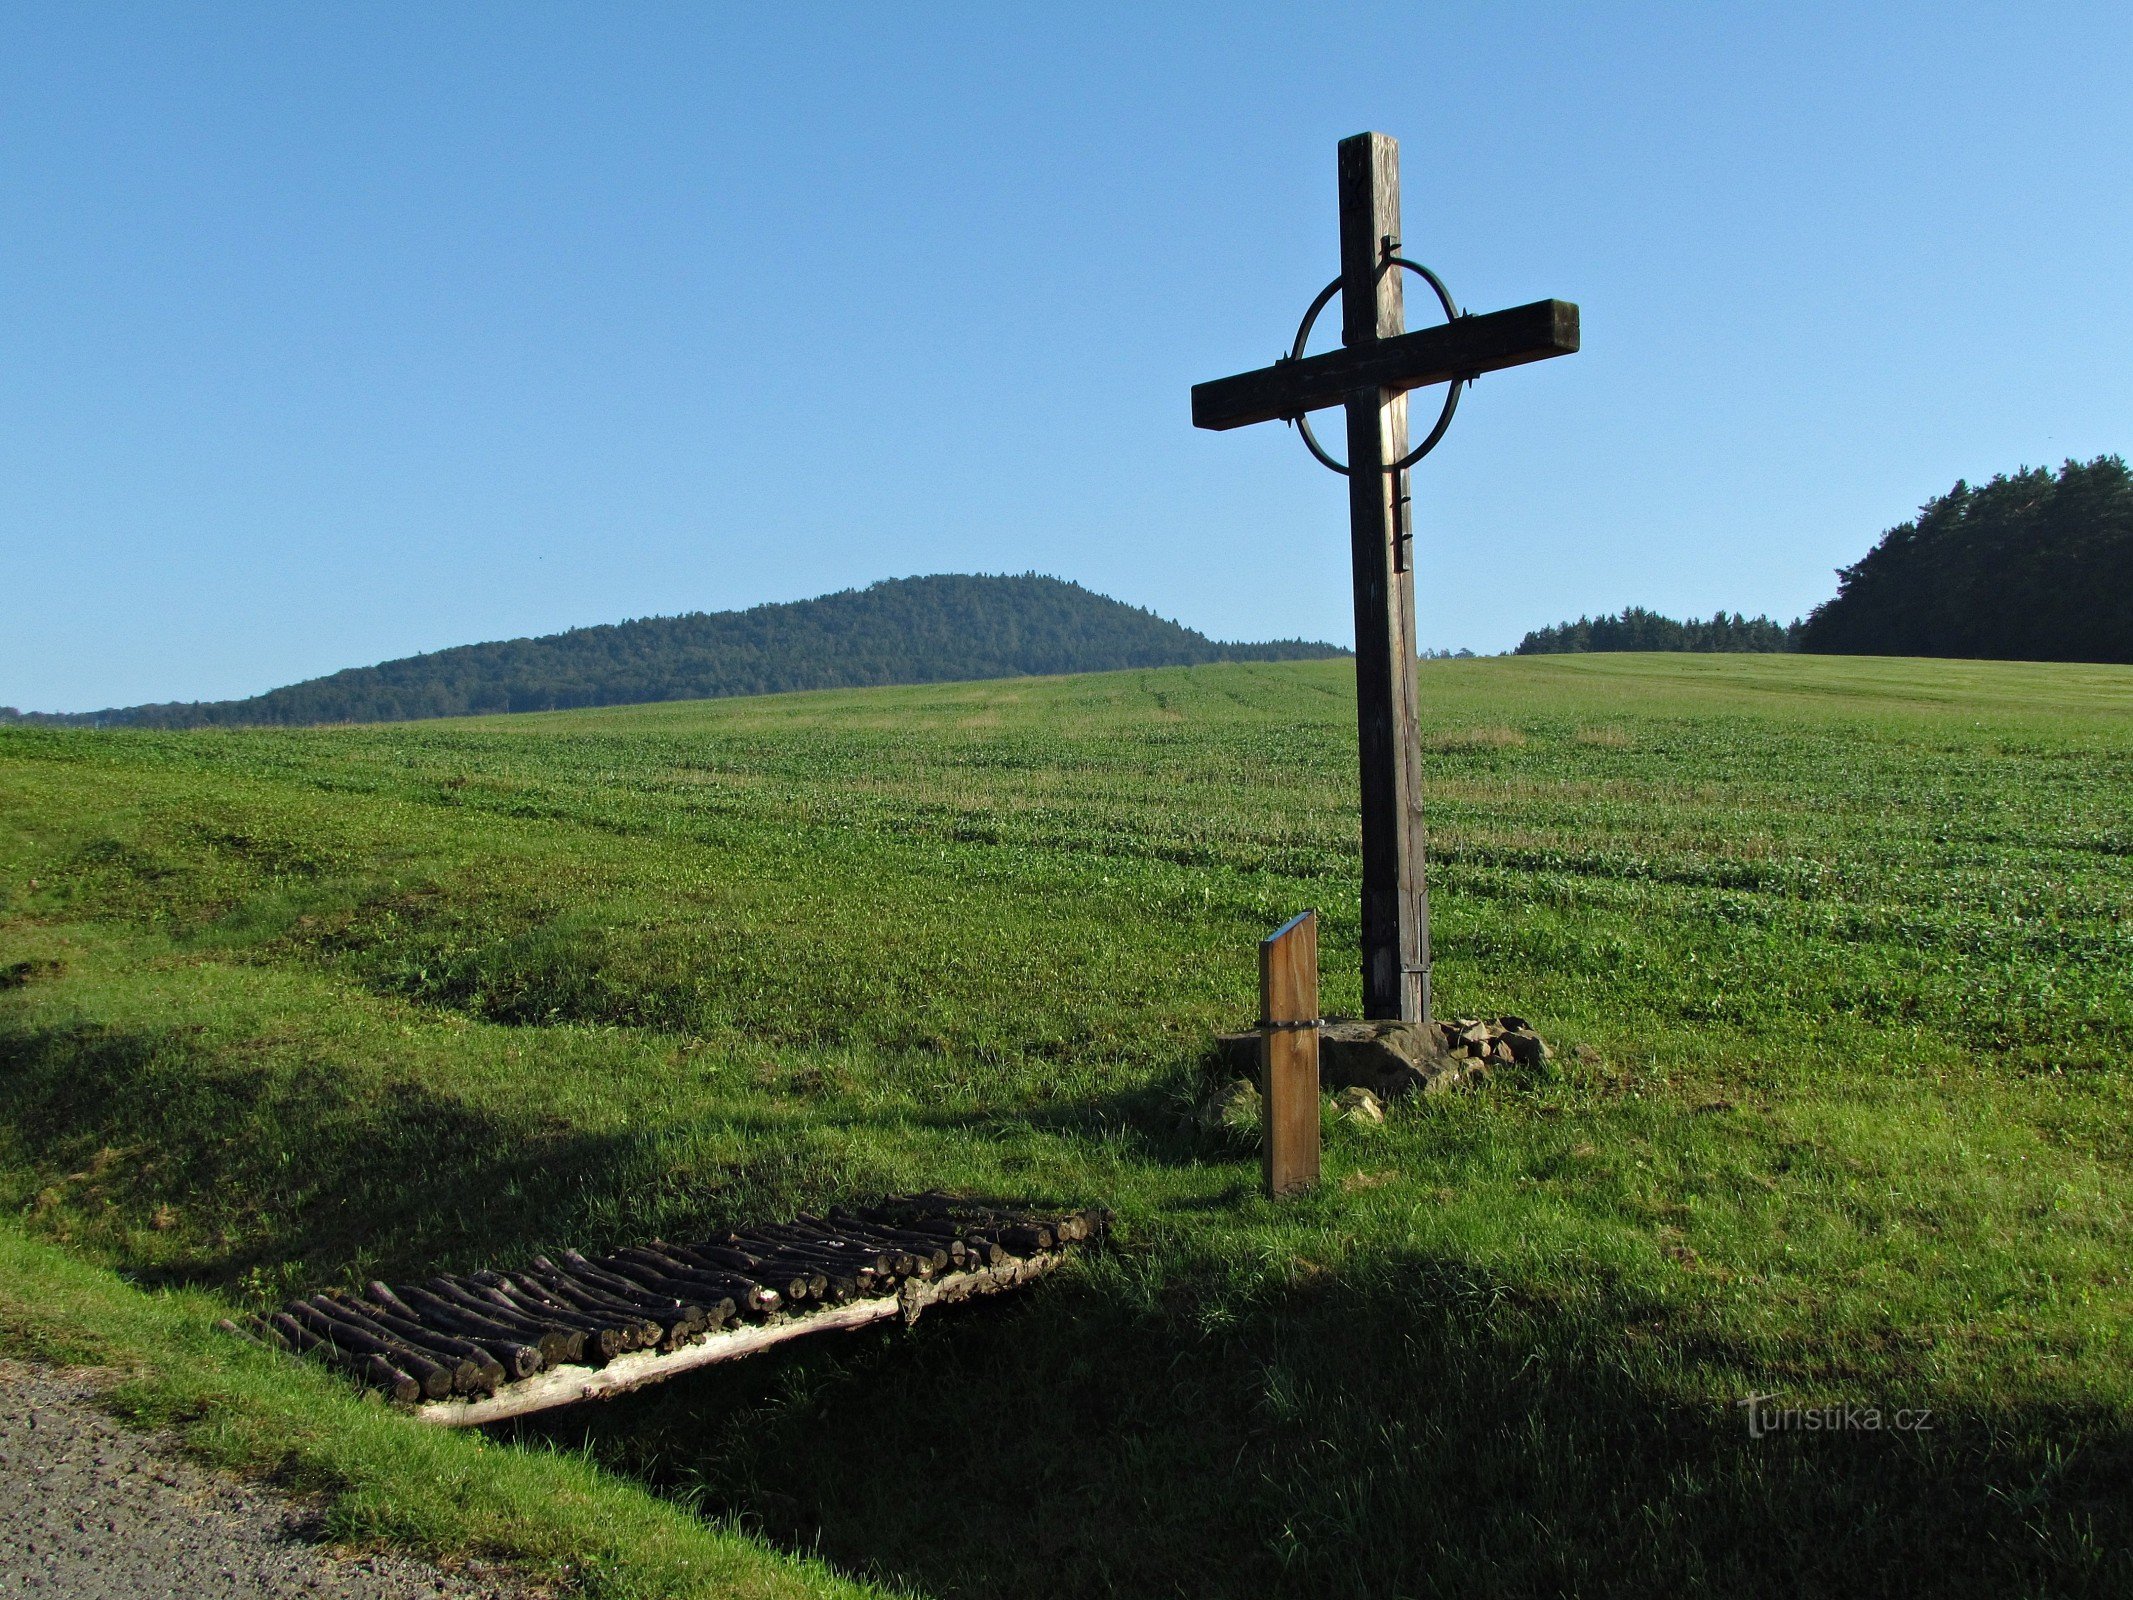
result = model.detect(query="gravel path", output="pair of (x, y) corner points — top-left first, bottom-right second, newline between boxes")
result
(0, 1362), (533, 1599)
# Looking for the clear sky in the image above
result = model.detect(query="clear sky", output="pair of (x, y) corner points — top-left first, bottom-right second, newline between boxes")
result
(4, 4), (2129, 711)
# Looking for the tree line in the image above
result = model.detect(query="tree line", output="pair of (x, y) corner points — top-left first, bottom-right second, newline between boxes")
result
(1515, 609), (1797, 656)
(9, 456), (2124, 725)
(1512, 456), (2129, 664)
(1794, 455), (2130, 662)
(2, 575), (1344, 729)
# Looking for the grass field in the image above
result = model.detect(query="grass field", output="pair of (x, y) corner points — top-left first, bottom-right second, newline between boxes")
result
(2, 651), (2129, 1598)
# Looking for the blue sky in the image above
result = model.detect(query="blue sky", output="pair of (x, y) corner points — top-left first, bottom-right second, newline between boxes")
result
(3, 4), (2128, 711)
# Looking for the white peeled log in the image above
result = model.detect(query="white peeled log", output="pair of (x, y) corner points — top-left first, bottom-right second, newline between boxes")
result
(410, 1253), (1062, 1427)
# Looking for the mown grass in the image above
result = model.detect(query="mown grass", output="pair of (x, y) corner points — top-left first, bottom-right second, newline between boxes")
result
(1, 652), (2130, 1597)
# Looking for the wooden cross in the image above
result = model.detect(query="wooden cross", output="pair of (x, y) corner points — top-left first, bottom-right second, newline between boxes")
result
(1193, 132), (1578, 1024)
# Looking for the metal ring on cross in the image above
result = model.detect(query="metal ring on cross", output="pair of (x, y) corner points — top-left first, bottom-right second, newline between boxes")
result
(1287, 258), (1467, 477)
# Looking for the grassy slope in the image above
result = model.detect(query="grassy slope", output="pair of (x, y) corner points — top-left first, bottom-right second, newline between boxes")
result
(0, 1229), (875, 1600)
(1, 652), (2128, 1597)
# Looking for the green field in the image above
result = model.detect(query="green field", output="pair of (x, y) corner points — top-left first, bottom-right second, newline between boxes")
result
(2, 652), (2130, 1598)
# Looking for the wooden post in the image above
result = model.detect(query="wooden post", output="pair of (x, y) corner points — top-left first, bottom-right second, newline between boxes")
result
(1260, 911), (1321, 1197)
(1338, 131), (1432, 1025)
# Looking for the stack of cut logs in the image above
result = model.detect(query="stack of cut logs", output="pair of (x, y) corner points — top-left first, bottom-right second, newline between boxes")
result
(233, 1195), (1104, 1406)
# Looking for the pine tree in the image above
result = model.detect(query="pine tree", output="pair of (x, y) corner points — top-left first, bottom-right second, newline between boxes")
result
(1797, 456), (2133, 662)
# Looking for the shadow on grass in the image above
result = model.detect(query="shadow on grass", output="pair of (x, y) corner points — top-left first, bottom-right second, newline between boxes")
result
(7, 1017), (2127, 1596)
(0, 1015), (645, 1294)
(0, 1014), (1188, 1298)
(504, 1259), (2133, 1600)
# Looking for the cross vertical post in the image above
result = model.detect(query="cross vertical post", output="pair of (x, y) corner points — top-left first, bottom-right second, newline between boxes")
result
(1190, 132), (1578, 1035)
(1339, 132), (1431, 1024)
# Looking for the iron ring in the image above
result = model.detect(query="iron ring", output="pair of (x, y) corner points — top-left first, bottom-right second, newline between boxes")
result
(1286, 258), (1467, 477)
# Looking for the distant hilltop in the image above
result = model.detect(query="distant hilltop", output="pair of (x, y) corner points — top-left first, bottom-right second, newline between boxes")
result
(8, 574), (1347, 730)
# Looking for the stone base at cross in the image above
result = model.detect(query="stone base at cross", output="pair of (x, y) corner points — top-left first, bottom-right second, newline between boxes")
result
(1212, 1015), (1551, 1104)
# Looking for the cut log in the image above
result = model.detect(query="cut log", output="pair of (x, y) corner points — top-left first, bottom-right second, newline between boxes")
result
(649, 1242), (792, 1311)
(468, 1274), (640, 1359)
(292, 1296), (481, 1391)
(688, 1241), (824, 1302)
(1052, 1209), (1103, 1243)
(903, 1220), (978, 1245)
(314, 1294), (517, 1388)
(553, 1250), (701, 1311)
(509, 1269), (671, 1345)
(355, 1354), (423, 1405)
(861, 1211), (1009, 1264)
(593, 1257), (739, 1326)
(282, 1301), (464, 1398)
(412, 1280), (587, 1367)
(384, 1282), (573, 1371)
(322, 1291), (525, 1384)
(750, 1250), (866, 1301)
(609, 1247), (770, 1315)
(553, 1251), (717, 1334)
(263, 1311), (422, 1404)
(792, 1216), (925, 1277)
(262, 1311), (332, 1359)
(676, 1241), (809, 1304)
(741, 1236), (885, 1290)
(826, 1213), (955, 1270)
(752, 1224), (897, 1276)
(522, 1262), (696, 1346)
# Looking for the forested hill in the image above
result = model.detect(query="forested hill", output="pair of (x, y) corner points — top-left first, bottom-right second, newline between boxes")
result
(18, 574), (1345, 729)
(1796, 455), (2132, 663)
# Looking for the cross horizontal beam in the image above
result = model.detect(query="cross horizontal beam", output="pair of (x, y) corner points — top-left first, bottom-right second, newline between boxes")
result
(1191, 298), (1579, 433)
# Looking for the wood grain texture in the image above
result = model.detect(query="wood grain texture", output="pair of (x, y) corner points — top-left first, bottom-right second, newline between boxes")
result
(1337, 135), (1433, 1025)
(1339, 132), (1404, 347)
(1260, 910), (1321, 1197)
(1189, 299), (1578, 432)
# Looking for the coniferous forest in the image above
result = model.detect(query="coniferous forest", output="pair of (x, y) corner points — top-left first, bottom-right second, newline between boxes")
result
(1515, 455), (2130, 665)
(11, 457), (2126, 729)
(5, 574), (1344, 729)
(1514, 609), (1797, 656)
(1795, 455), (2131, 662)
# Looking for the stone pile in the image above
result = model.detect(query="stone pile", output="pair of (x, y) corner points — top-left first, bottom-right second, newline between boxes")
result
(1201, 1014), (1552, 1135)
(1432, 1014), (1554, 1073)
